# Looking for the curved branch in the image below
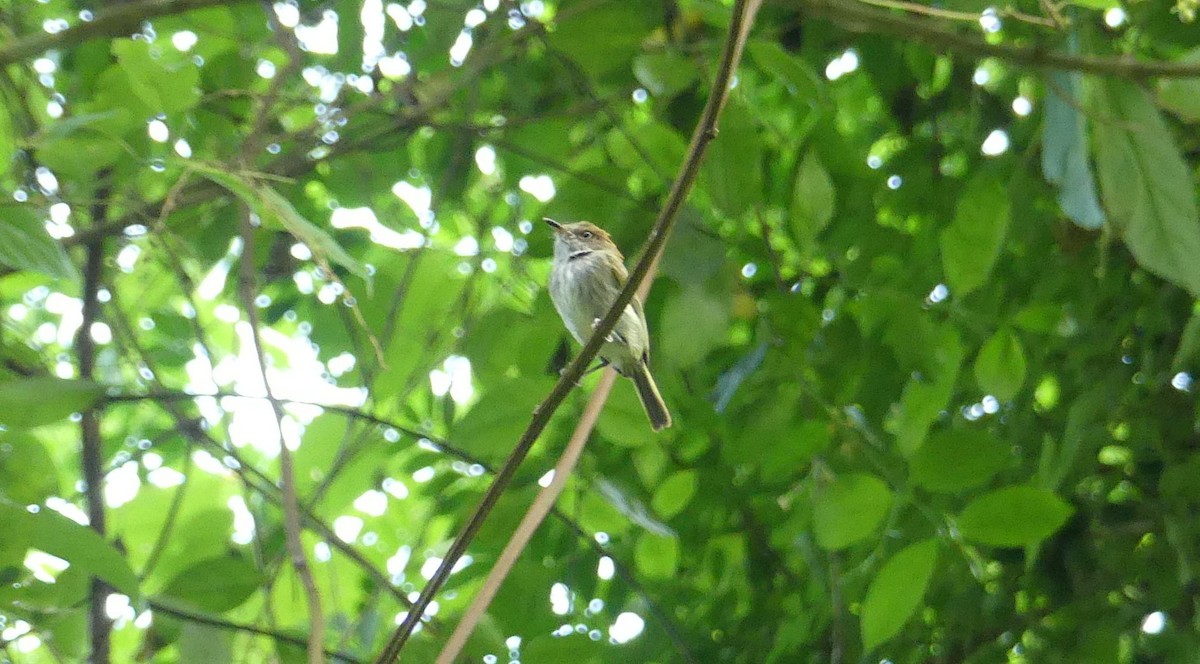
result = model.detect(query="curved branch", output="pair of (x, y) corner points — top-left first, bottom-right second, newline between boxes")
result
(0, 0), (252, 67)
(802, 0), (1200, 79)
(147, 599), (363, 663)
(373, 0), (763, 660)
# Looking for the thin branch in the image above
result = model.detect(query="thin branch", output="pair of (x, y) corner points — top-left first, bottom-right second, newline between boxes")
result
(147, 599), (363, 663)
(436, 370), (619, 663)
(77, 205), (110, 663)
(855, 0), (1059, 28)
(372, 0), (762, 660)
(802, 0), (1200, 79)
(236, 210), (326, 664)
(0, 0), (252, 67)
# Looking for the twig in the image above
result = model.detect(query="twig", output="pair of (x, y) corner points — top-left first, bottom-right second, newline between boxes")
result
(147, 599), (363, 663)
(77, 232), (110, 663)
(435, 370), (619, 663)
(855, 0), (1059, 28)
(372, 0), (762, 660)
(236, 209), (326, 664)
(802, 0), (1200, 79)
(0, 0), (252, 67)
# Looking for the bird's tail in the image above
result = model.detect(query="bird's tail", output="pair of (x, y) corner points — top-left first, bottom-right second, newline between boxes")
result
(631, 364), (672, 432)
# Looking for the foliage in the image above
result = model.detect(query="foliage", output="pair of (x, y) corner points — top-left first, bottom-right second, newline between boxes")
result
(1, 0), (1199, 662)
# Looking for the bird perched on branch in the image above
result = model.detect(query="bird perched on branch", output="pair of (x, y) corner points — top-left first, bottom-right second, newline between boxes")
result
(545, 218), (671, 431)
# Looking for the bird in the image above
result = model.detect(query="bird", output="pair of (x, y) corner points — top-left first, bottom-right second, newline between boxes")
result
(545, 218), (671, 431)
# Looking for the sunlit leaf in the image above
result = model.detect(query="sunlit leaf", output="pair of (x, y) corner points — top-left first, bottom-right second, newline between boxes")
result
(0, 379), (102, 430)
(861, 539), (937, 650)
(812, 473), (892, 550)
(957, 486), (1073, 547)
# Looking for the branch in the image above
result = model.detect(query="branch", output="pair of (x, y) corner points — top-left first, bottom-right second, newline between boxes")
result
(373, 0), (763, 660)
(0, 0), (252, 67)
(77, 202), (110, 663)
(236, 210), (326, 664)
(147, 599), (363, 663)
(801, 0), (1200, 79)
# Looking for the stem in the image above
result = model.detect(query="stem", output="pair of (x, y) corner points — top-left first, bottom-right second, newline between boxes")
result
(77, 194), (110, 662)
(236, 210), (326, 664)
(372, 0), (762, 660)
(0, 0), (252, 67)
(802, 0), (1200, 79)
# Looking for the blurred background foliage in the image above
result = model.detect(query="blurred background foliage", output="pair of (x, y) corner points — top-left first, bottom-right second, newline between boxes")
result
(2, 0), (1200, 662)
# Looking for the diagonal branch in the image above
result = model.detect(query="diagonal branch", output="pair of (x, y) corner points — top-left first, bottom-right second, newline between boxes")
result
(801, 0), (1200, 79)
(0, 0), (253, 67)
(372, 0), (763, 660)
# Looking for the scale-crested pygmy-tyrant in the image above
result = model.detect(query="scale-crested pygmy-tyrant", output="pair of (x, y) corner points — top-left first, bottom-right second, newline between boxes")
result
(545, 218), (671, 431)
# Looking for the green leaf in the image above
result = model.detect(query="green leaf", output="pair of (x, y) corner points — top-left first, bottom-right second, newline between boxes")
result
(1094, 79), (1200, 296)
(791, 150), (836, 246)
(910, 430), (1009, 493)
(974, 328), (1027, 400)
(1066, 0), (1119, 8)
(886, 327), (964, 456)
(1042, 71), (1106, 229)
(160, 555), (265, 612)
(453, 377), (554, 460)
(957, 486), (1073, 547)
(633, 52), (699, 98)
(748, 41), (822, 99)
(190, 166), (370, 282)
(634, 532), (679, 579)
(1173, 311), (1200, 370)
(939, 176), (1010, 295)
(812, 473), (892, 550)
(861, 539), (938, 650)
(178, 622), (233, 663)
(0, 432), (60, 504)
(651, 470), (698, 520)
(702, 99), (763, 218)
(548, 3), (658, 78)
(659, 286), (729, 367)
(0, 500), (140, 597)
(0, 210), (77, 279)
(111, 39), (200, 114)
(0, 379), (103, 429)
(0, 95), (12, 178)
(1157, 49), (1200, 123)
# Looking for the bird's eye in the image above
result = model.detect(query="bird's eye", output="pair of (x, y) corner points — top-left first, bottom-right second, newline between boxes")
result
(581, 231), (593, 239)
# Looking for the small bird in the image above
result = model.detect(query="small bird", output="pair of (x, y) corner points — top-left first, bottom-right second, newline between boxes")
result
(545, 218), (671, 431)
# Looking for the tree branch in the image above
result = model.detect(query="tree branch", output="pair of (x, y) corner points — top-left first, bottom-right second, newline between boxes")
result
(373, 0), (762, 660)
(0, 0), (252, 68)
(147, 599), (363, 663)
(236, 210), (326, 664)
(77, 207), (110, 663)
(801, 0), (1200, 79)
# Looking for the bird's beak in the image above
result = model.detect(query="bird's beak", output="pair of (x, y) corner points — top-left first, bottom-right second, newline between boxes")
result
(543, 218), (562, 232)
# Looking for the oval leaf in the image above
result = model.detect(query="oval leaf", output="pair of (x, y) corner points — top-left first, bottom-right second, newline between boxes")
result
(635, 532), (679, 580)
(974, 328), (1027, 401)
(1094, 79), (1200, 296)
(939, 176), (1010, 296)
(0, 210), (77, 279)
(0, 378), (103, 430)
(861, 539), (938, 650)
(813, 473), (892, 550)
(160, 555), (265, 613)
(957, 486), (1073, 547)
(651, 470), (698, 520)
(791, 150), (836, 245)
(910, 430), (1009, 493)
(0, 500), (139, 598)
